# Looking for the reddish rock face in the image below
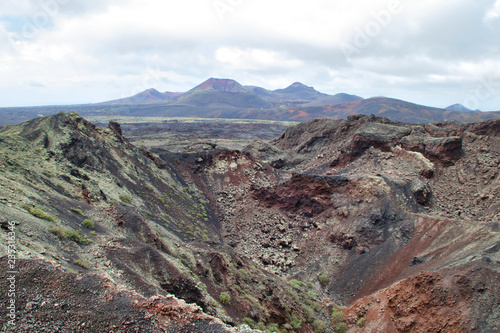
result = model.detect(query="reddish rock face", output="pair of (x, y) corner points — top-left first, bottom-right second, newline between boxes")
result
(251, 173), (348, 217)
(344, 263), (500, 333)
(81, 188), (92, 205)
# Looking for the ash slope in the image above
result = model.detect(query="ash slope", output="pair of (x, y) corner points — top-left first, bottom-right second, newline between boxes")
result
(1, 113), (499, 333)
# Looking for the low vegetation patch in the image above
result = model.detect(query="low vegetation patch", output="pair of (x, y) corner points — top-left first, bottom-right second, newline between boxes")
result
(219, 291), (231, 305)
(81, 219), (95, 229)
(289, 279), (304, 289)
(119, 194), (132, 204)
(357, 317), (366, 327)
(290, 314), (304, 329)
(312, 319), (327, 333)
(74, 259), (90, 269)
(331, 306), (347, 333)
(265, 323), (280, 332)
(50, 227), (93, 245)
(22, 204), (56, 223)
(70, 207), (84, 216)
(331, 310), (345, 324)
(333, 322), (348, 333)
(242, 317), (255, 328)
(42, 171), (53, 178)
(318, 273), (330, 286)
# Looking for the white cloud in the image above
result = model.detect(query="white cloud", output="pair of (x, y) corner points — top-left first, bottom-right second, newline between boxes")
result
(0, 0), (499, 110)
(215, 47), (302, 70)
(485, 0), (500, 20)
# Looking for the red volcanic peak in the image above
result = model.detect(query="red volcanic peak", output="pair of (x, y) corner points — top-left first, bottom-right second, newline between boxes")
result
(189, 77), (246, 92)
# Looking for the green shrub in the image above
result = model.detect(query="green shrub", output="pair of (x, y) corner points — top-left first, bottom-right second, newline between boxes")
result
(81, 219), (95, 229)
(266, 323), (280, 332)
(357, 317), (366, 327)
(289, 279), (304, 289)
(290, 315), (304, 329)
(331, 311), (345, 324)
(334, 322), (348, 333)
(317, 273), (330, 286)
(22, 204), (56, 223)
(50, 227), (93, 245)
(42, 171), (53, 178)
(256, 322), (267, 331)
(239, 268), (251, 277)
(332, 305), (346, 312)
(219, 291), (231, 305)
(74, 259), (90, 269)
(119, 195), (132, 204)
(301, 304), (316, 323)
(144, 184), (153, 191)
(179, 258), (191, 267)
(49, 227), (66, 238)
(312, 319), (327, 333)
(242, 317), (256, 329)
(70, 207), (84, 216)
(64, 229), (92, 244)
(242, 294), (259, 305)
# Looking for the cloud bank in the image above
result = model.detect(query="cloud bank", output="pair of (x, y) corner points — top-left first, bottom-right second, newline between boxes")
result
(0, 0), (499, 110)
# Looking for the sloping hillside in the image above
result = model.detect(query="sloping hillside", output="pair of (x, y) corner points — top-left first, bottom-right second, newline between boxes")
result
(0, 112), (323, 332)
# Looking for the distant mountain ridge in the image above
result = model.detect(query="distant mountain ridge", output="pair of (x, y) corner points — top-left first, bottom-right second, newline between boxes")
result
(272, 82), (325, 99)
(0, 77), (499, 126)
(100, 88), (182, 105)
(446, 103), (473, 112)
(104, 78), (363, 107)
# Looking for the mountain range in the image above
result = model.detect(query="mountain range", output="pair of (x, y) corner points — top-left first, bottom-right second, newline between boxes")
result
(0, 78), (499, 126)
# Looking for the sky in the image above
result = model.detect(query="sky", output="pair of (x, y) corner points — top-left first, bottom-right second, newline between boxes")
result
(1, 0), (500, 110)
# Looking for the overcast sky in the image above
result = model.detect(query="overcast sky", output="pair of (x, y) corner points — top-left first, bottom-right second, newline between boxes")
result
(1, 0), (500, 110)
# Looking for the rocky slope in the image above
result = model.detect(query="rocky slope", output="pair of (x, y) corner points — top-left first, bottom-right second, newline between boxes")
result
(0, 112), (499, 332)
(0, 112), (323, 332)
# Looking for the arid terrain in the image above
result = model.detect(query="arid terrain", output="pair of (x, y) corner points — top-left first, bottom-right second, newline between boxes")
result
(0, 112), (499, 332)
